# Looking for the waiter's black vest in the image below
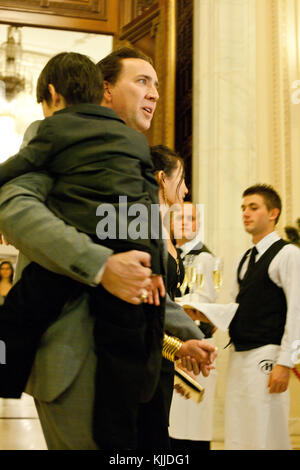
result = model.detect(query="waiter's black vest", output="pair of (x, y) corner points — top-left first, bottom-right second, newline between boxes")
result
(186, 242), (212, 256)
(229, 239), (289, 351)
(177, 242), (214, 338)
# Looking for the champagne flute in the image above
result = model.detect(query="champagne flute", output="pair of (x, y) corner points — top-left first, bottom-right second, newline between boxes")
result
(179, 272), (188, 296)
(185, 265), (196, 302)
(213, 257), (223, 291)
(180, 255), (193, 297)
(195, 265), (205, 294)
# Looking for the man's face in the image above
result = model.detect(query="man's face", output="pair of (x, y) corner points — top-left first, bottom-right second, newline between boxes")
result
(103, 58), (159, 132)
(172, 204), (199, 242)
(241, 194), (278, 239)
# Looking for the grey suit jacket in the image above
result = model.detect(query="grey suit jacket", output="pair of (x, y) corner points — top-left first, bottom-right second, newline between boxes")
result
(0, 125), (202, 402)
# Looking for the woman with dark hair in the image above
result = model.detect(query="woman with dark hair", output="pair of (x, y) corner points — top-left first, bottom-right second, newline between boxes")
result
(146, 145), (188, 442)
(151, 145), (187, 298)
(151, 145), (188, 290)
(0, 261), (14, 305)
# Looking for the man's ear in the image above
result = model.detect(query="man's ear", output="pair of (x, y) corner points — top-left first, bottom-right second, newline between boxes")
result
(156, 170), (165, 186)
(269, 207), (280, 223)
(102, 80), (113, 104)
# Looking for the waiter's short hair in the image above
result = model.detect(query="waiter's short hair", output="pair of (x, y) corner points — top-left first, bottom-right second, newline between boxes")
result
(243, 184), (282, 224)
(97, 47), (153, 85)
(36, 52), (103, 105)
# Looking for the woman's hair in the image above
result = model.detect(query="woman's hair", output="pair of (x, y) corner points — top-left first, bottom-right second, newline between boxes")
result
(0, 260), (14, 283)
(150, 145), (186, 199)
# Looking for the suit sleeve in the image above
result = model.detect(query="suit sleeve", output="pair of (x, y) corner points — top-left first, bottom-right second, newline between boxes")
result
(0, 120), (55, 186)
(164, 293), (204, 340)
(20, 121), (42, 149)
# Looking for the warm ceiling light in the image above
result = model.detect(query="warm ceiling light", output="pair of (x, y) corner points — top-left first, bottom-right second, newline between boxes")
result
(0, 26), (25, 102)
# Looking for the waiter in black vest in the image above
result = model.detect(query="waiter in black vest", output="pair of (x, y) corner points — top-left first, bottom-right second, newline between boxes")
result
(224, 184), (300, 449)
(168, 202), (218, 451)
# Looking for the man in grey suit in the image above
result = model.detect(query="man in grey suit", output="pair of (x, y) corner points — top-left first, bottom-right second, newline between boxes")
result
(0, 48), (214, 449)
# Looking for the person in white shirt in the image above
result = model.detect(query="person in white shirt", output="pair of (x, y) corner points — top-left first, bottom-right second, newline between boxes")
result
(168, 202), (218, 451)
(198, 184), (300, 450)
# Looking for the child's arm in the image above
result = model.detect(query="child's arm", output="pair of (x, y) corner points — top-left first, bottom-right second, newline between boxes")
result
(0, 120), (53, 186)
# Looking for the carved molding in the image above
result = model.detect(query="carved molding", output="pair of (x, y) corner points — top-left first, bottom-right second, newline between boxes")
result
(119, 3), (159, 44)
(117, 0), (175, 148)
(119, 0), (157, 31)
(135, 0), (156, 16)
(0, 0), (118, 34)
(175, 0), (193, 193)
(152, 0), (175, 147)
(0, 0), (106, 20)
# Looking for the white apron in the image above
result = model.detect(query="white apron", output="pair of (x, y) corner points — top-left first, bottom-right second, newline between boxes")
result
(225, 344), (291, 450)
(169, 339), (217, 441)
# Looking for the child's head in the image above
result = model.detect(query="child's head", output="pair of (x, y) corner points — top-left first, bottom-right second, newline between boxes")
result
(36, 52), (103, 112)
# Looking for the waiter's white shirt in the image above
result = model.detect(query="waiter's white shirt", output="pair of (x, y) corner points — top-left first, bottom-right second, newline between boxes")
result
(178, 233), (218, 304)
(231, 231), (300, 367)
(169, 235), (218, 442)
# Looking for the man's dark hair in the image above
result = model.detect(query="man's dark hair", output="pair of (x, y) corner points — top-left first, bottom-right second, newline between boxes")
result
(97, 47), (153, 84)
(36, 52), (103, 105)
(243, 184), (282, 224)
(150, 145), (185, 198)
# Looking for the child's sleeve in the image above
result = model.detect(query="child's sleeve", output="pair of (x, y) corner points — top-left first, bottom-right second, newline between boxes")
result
(0, 120), (54, 186)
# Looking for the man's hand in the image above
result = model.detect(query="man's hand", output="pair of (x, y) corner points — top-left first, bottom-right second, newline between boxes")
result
(268, 364), (290, 393)
(101, 250), (153, 305)
(175, 339), (217, 376)
(146, 274), (166, 306)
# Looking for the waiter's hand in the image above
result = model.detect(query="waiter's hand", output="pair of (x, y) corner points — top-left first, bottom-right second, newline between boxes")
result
(268, 364), (290, 393)
(101, 250), (153, 305)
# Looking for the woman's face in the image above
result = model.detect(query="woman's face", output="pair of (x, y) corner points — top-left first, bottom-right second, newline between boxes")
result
(0, 263), (12, 280)
(163, 162), (188, 206)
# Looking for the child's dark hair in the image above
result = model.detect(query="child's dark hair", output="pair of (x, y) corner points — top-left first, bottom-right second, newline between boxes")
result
(36, 52), (103, 106)
(150, 145), (185, 198)
(243, 184), (282, 224)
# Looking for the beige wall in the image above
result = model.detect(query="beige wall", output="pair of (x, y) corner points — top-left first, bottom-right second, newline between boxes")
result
(193, 0), (300, 442)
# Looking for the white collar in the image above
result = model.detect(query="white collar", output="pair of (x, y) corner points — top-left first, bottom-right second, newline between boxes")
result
(252, 231), (281, 257)
(177, 232), (203, 258)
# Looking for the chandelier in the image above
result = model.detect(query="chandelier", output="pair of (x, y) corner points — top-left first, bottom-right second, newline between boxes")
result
(0, 26), (26, 102)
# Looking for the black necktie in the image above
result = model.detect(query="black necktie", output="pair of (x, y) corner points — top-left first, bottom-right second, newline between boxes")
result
(244, 246), (258, 278)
